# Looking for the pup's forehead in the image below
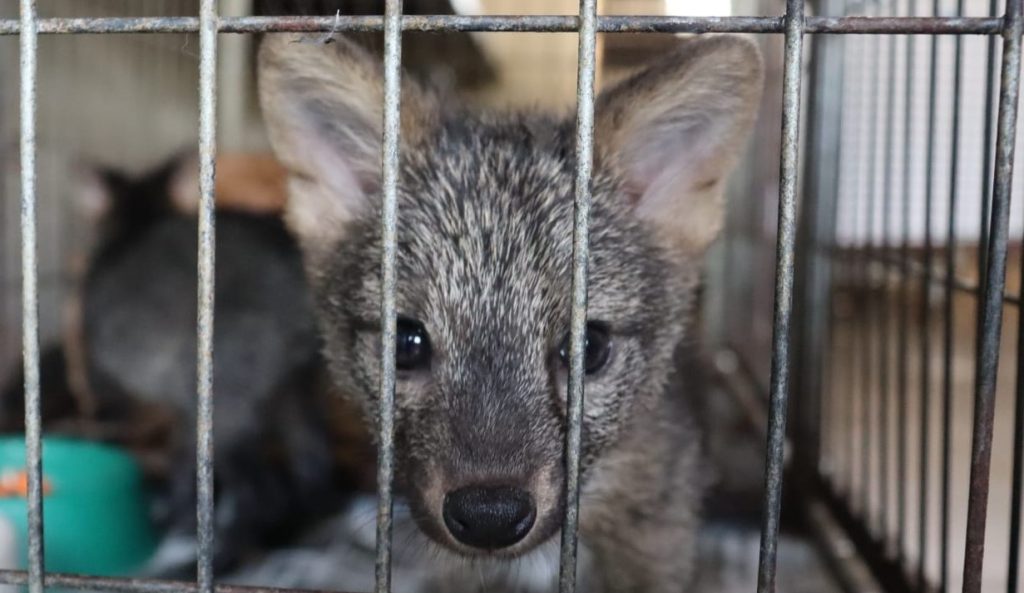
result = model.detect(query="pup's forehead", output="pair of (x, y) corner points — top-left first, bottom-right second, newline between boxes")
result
(393, 148), (575, 330)
(330, 115), (667, 330)
(397, 120), (572, 259)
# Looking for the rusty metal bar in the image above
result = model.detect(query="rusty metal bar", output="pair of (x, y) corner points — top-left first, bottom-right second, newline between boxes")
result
(961, 0), (1023, 591)
(559, 0), (596, 591)
(822, 246), (1022, 307)
(375, 1), (403, 592)
(756, 0), (804, 591)
(0, 15), (1006, 35)
(17, 2), (43, 593)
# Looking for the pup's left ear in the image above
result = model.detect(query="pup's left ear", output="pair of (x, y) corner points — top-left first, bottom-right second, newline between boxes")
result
(595, 35), (763, 253)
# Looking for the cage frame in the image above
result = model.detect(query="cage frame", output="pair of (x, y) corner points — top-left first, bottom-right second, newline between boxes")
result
(1, 1), (1023, 593)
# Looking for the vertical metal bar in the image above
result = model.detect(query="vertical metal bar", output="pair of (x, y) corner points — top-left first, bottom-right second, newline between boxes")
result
(1002, 0), (1024, 588)
(829, 25), (847, 489)
(940, 1), (964, 590)
(892, 0), (917, 569)
(979, 0), (1000, 290)
(862, 5), (885, 518)
(18, 2), (42, 593)
(792, 23), (822, 483)
(196, 1), (217, 592)
(376, 1), (403, 592)
(796, 1), (844, 486)
(559, 0), (596, 591)
(847, 28), (871, 501)
(895, 0), (915, 567)
(918, 0), (939, 587)
(877, 3), (898, 545)
(756, 0), (804, 591)
(825, 31), (847, 491)
(961, 0), (1022, 590)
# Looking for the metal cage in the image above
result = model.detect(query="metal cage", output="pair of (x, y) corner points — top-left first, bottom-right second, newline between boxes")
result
(1, 1), (1023, 593)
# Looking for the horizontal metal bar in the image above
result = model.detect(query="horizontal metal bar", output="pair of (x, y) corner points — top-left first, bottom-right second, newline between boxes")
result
(0, 570), (359, 593)
(823, 246), (1022, 306)
(0, 15), (1005, 35)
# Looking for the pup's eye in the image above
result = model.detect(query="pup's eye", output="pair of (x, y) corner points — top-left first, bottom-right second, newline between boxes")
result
(396, 318), (431, 371)
(558, 322), (612, 375)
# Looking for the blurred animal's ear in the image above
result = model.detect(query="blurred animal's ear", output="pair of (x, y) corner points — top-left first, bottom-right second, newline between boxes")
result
(595, 35), (763, 254)
(74, 150), (197, 222)
(214, 154), (290, 214)
(71, 161), (128, 223)
(166, 151), (201, 214)
(258, 33), (438, 260)
(167, 152), (291, 215)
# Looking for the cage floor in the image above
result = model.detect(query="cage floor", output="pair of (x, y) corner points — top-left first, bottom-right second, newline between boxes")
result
(694, 522), (842, 593)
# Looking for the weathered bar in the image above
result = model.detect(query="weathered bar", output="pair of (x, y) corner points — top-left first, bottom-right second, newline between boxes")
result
(0, 15), (1006, 35)
(961, 0), (1023, 590)
(756, 0), (804, 591)
(375, 1), (404, 592)
(195, 1), (218, 592)
(559, 1), (597, 592)
(17, 3), (43, 593)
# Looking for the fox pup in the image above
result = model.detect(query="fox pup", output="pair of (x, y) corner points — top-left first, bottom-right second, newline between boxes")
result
(259, 32), (762, 592)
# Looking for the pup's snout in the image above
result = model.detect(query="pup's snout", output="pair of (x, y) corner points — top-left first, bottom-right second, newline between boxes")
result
(442, 485), (536, 550)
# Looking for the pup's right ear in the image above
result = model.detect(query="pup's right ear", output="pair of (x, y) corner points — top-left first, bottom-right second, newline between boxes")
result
(595, 35), (763, 254)
(258, 34), (437, 257)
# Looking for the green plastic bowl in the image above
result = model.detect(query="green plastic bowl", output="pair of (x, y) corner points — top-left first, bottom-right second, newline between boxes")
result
(0, 436), (158, 575)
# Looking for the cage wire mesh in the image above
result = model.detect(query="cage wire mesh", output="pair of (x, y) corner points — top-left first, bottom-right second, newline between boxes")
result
(2, 0), (1024, 593)
(782, 0), (1024, 591)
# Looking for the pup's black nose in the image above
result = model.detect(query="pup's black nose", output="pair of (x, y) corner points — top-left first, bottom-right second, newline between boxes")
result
(442, 485), (536, 550)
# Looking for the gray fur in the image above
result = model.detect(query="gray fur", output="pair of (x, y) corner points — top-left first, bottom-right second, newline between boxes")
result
(259, 33), (763, 592)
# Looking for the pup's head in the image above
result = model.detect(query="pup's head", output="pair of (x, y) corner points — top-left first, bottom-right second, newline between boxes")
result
(259, 34), (762, 557)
